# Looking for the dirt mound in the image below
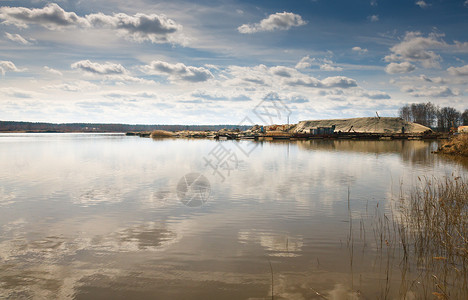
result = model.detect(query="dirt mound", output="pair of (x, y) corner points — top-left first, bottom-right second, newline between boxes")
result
(292, 117), (432, 134)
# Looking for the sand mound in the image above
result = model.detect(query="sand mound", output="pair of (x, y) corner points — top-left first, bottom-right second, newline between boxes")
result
(292, 117), (432, 134)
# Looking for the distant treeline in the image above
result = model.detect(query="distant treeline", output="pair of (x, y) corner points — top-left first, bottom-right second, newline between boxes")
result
(399, 102), (468, 131)
(0, 121), (251, 133)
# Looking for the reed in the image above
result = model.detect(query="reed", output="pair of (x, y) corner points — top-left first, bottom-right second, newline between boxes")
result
(345, 176), (467, 299)
(396, 176), (468, 299)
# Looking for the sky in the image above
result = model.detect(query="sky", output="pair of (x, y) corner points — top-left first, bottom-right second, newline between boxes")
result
(1, 0), (468, 125)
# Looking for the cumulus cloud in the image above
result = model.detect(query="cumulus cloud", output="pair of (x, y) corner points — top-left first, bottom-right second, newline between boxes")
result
(71, 60), (127, 75)
(286, 77), (322, 88)
(270, 66), (295, 77)
(44, 66), (63, 76)
(369, 15), (379, 22)
(0, 3), (88, 29)
(410, 86), (458, 97)
(321, 76), (357, 88)
(415, 1), (429, 8)
(295, 56), (315, 69)
(385, 62), (416, 74)
(0, 3), (183, 44)
(418, 74), (446, 83)
(320, 64), (343, 71)
(85, 12), (182, 43)
(238, 12), (306, 34)
(352, 46), (368, 54)
(0, 60), (19, 75)
(141, 61), (213, 82)
(5, 32), (32, 44)
(447, 64), (468, 76)
(384, 32), (445, 68)
(358, 90), (391, 99)
(287, 76), (357, 89)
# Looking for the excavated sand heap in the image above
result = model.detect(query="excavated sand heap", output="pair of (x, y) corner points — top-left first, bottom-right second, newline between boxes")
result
(292, 117), (432, 134)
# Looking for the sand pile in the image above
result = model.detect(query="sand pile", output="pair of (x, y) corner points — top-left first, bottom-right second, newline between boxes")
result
(292, 117), (432, 134)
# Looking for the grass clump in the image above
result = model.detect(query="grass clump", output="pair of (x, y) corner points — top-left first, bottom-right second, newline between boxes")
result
(437, 134), (468, 156)
(397, 176), (468, 299)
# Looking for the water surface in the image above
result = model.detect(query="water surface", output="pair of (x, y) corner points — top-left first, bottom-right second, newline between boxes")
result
(0, 134), (466, 299)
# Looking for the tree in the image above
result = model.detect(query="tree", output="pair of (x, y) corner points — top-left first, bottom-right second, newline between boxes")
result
(399, 104), (411, 122)
(402, 102), (437, 127)
(462, 109), (468, 126)
(437, 107), (461, 131)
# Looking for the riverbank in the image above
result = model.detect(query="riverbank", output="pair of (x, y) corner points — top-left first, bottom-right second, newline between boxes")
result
(435, 134), (468, 156)
(128, 117), (450, 141)
(128, 129), (448, 141)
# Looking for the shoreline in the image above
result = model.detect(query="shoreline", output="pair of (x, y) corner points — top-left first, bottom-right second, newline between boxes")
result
(129, 130), (449, 141)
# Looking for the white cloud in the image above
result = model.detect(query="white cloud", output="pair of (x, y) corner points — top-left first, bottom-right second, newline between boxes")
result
(270, 66), (295, 77)
(285, 77), (322, 88)
(0, 3), (88, 29)
(238, 12), (306, 34)
(0, 60), (19, 75)
(0, 3), (183, 44)
(71, 60), (127, 75)
(358, 90), (391, 100)
(418, 74), (446, 83)
(85, 12), (183, 44)
(369, 15), (379, 22)
(321, 76), (357, 88)
(45, 81), (98, 92)
(295, 56), (315, 69)
(5, 32), (31, 44)
(465, 0), (468, 7)
(415, 1), (430, 8)
(384, 32), (445, 68)
(385, 62), (416, 74)
(370, 0), (378, 6)
(320, 64), (343, 71)
(410, 86), (458, 97)
(287, 76), (357, 89)
(190, 90), (251, 102)
(226, 64), (357, 90)
(352, 46), (368, 54)
(447, 64), (468, 76)
(141, 61), (213, 82)
(44, 66), (63, 76)
(0, 87), (36, 98)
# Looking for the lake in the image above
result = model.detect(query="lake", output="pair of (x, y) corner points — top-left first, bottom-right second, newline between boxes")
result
(0, 133), (466, 299)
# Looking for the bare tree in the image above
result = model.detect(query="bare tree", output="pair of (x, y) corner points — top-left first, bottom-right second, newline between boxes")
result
(398, 102), (465, 131)
(462, 109), (468, 126)
(405, 102), (437, 127)
(399, 104), (412, 122)
(437, 107), (461, 131)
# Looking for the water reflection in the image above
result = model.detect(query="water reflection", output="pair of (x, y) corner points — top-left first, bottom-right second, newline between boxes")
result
(0, 134), (466, 299)
(238, 230), (303, 257)
(296, 139), (438, 165)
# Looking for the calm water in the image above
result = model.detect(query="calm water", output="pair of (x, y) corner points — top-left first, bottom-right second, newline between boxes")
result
(0, 133), (466, 299)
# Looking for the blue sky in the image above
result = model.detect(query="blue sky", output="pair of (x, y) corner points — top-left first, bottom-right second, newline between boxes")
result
(1, 0), (467, 124)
